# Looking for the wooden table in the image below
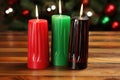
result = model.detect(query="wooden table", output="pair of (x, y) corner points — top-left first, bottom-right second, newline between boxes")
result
(0, 31), (120, 80)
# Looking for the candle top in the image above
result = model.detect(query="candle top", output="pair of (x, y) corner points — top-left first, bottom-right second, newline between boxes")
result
(72, 16), (89, 20)
(52, 15), (70, 18)
(77, 3), (89, 20)
(29, 19), (47, 22)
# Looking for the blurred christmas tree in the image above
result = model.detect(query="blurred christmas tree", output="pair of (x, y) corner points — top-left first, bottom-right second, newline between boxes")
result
(0, 0), (57, 30)
(88, 0), (120, 31)
(0, 0), (120, 31)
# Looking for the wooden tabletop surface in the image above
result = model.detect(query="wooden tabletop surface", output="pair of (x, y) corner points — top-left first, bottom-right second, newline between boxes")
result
(0, 31), (120, 80)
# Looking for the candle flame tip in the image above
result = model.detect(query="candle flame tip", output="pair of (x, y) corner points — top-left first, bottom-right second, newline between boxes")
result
(59, 0), (62, 15)
(35, 5), (39, 19)
(80, 3), (83, 18)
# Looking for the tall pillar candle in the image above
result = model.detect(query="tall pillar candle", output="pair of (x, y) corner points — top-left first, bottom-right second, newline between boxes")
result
(68, 17), (89, 70)
(51, 15), (70, 66)
(28, 19), (49, 69)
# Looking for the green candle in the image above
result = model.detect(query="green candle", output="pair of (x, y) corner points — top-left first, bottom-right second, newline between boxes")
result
(51, 15), (70, 66)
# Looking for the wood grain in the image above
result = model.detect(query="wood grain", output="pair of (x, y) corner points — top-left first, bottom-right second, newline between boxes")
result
(0, 62), (119, 76)
(0, 31), (120, 80)
(0, 76), (119, 80)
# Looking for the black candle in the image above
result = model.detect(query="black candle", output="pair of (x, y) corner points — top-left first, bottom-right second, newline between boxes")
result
(68, 15), (89, 70)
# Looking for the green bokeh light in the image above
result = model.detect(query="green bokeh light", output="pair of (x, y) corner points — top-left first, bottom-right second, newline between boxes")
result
(101, 16), (110, 24)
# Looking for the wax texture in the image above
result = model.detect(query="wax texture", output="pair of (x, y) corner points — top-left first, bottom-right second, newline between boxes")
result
(52, 15), (70, 66)
(68, 17), (89, 70)
(28, 19), (49, 69)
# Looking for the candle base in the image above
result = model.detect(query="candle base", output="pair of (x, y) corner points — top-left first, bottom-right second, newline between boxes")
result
(28, 62), (49, 70)
(68, 62), (87, 70)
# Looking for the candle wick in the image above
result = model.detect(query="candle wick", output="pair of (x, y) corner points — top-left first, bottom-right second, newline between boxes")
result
(59, 0), (62, 15)
(35, 5), (39, 19)
(80, 4), (83, 18)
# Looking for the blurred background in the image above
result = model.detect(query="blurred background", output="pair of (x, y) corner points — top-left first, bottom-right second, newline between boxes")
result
(0, 0), (120, 31)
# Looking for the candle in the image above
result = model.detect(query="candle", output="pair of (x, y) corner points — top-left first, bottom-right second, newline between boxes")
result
(51, 0), (70, 67)
(28, 5), (49, 69)
(68, 4), (89, 70)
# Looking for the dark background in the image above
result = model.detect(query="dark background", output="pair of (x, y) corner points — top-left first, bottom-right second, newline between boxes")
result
(0, 0), (120, 31)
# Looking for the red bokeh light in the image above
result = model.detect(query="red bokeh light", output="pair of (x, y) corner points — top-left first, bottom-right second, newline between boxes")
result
(22, 10), (30, 16)
(106, 4), (115, 12)
(82, 0), (89, 5)
(112, 21), (119, 29)
(7, 0), (18, 5)
(105, 4), (116, 15)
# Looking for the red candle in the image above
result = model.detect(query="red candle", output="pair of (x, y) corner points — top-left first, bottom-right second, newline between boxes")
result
(28, 5), (49, 69)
